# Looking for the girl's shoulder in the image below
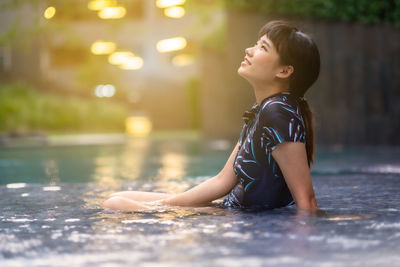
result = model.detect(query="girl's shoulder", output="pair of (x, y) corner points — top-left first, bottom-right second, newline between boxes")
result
(258, 93), (301, 122)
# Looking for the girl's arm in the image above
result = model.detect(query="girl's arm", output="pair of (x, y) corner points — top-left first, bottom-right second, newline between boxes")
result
(271, 142), (318, 212)
(161, 142), (240, 206)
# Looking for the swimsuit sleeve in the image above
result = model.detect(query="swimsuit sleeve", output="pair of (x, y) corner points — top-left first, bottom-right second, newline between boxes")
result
(259, 101), (306, 152)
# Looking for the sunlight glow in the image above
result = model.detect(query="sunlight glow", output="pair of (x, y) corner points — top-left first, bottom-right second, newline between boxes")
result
(164, 6), (185, 18)
(44, 6), (56, 19)
(98, 6), (126, 19)
(156, 37), (187, 53)
(88, 0), (117, 11)
(172, 54), (194, 66)
(125, 116), (152, 137)
(156, 0), (186, 8)
(91, 41), (116, 55)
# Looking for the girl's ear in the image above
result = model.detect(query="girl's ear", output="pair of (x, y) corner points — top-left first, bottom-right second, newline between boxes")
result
(276, 65), (294, 79)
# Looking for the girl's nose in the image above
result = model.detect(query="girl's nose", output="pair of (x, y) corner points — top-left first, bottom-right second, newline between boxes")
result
(245, 46), (253, 56)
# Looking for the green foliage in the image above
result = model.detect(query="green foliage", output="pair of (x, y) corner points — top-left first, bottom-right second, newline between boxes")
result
(201, 19), (227, 52)
(0, 0), (41, 9)
(226, 0), (400, 26)
(76, 56), (117, 93)
(0, 82), (129, 133)
(184, 0), (227, 52)
(185, 77), (201, 129)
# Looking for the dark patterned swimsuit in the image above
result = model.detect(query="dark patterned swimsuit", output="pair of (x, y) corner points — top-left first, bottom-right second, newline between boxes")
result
(222, 92), (306, 210)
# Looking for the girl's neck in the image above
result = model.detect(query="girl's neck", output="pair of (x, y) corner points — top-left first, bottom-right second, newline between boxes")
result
(252, 83), (290, 105)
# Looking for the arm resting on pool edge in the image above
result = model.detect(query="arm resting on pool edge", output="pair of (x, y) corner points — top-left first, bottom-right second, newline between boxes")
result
(160, 142), (240, 207)
(271, 142), (318, 212)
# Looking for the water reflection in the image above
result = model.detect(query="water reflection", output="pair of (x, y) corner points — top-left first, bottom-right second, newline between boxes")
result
(43, 186), (61, 191)
(158, 153), (187, 179)
(44, 159), (60, 185)
(156, 152), (190, 194)
(321, 213), (379, 221)
(119, 138), (151, 180)
(6, 183), (27, 189)
(277, 211), (318, 258)
(92, 156), (119, 187)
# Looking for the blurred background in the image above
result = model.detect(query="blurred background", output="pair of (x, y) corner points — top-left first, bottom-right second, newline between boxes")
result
(0, 0), (399, 146)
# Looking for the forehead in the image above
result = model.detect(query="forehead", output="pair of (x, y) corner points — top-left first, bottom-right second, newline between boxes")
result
(259, 35), (272, 45)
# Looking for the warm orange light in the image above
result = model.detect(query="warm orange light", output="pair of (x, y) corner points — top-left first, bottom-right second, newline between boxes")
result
(158, 153), (187, 179)
(119, 56), (144, 70)
(91, 41), (116, 55)
(87, 0), (117, 11)
(172, 54), (194, 66)
(108, 51), (135, 65)
(98, 6), (126, 19)
(156, 37), (187, 53)
(164, 6), (185, 18)
(125, 116), (152, 137)
(44, 6), (56, 19)
(156, 0), (186, 8)
(108, 51), (144, 70)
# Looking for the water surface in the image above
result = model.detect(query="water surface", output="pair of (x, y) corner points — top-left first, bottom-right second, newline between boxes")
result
(1, 137), (399, 266)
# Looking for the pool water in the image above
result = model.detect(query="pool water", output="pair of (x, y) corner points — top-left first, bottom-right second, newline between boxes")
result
(1, 137), (400, 266)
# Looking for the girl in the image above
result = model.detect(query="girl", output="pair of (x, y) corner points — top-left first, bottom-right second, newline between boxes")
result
(102, 20), (320, 213)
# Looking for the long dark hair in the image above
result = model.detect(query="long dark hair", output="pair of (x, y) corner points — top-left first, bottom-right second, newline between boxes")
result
(259, 20), (320, 166)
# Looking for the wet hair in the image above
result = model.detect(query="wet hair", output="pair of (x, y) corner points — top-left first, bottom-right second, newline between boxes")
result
(259, 20), (320, 166)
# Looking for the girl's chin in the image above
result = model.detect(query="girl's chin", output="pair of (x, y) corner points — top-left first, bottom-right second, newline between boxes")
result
(237, 69), (255, 84)
(237, 67), (247, 77)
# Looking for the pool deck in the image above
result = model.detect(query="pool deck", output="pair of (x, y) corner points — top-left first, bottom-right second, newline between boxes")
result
(0, 131), (203, 148)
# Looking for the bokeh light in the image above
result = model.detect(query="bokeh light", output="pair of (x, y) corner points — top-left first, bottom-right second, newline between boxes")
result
(6, 183), (27, 189)
(94, 84), (116, 98)
(164, 6), (185, 18)
(108, 51), (135, 65)
(119, 56), (144, 70)
(156, 37), (187, 53)
(108, 51), (143, 70)
(87, 0), (117, 11)
(44, 6), (56, 19)
(91, 41), (116, 55)
(98, 6), (126, 19)
(172, 54), (194, 66)
(156, 0), (186, 8)
(125, 116), (152, 137)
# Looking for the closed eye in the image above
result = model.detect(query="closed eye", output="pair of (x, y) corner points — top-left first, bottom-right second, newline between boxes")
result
(254, 41), (268, 51)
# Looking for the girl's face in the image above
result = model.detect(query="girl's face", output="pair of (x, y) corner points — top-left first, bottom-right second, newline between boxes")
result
(238, 35), (284, 85)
